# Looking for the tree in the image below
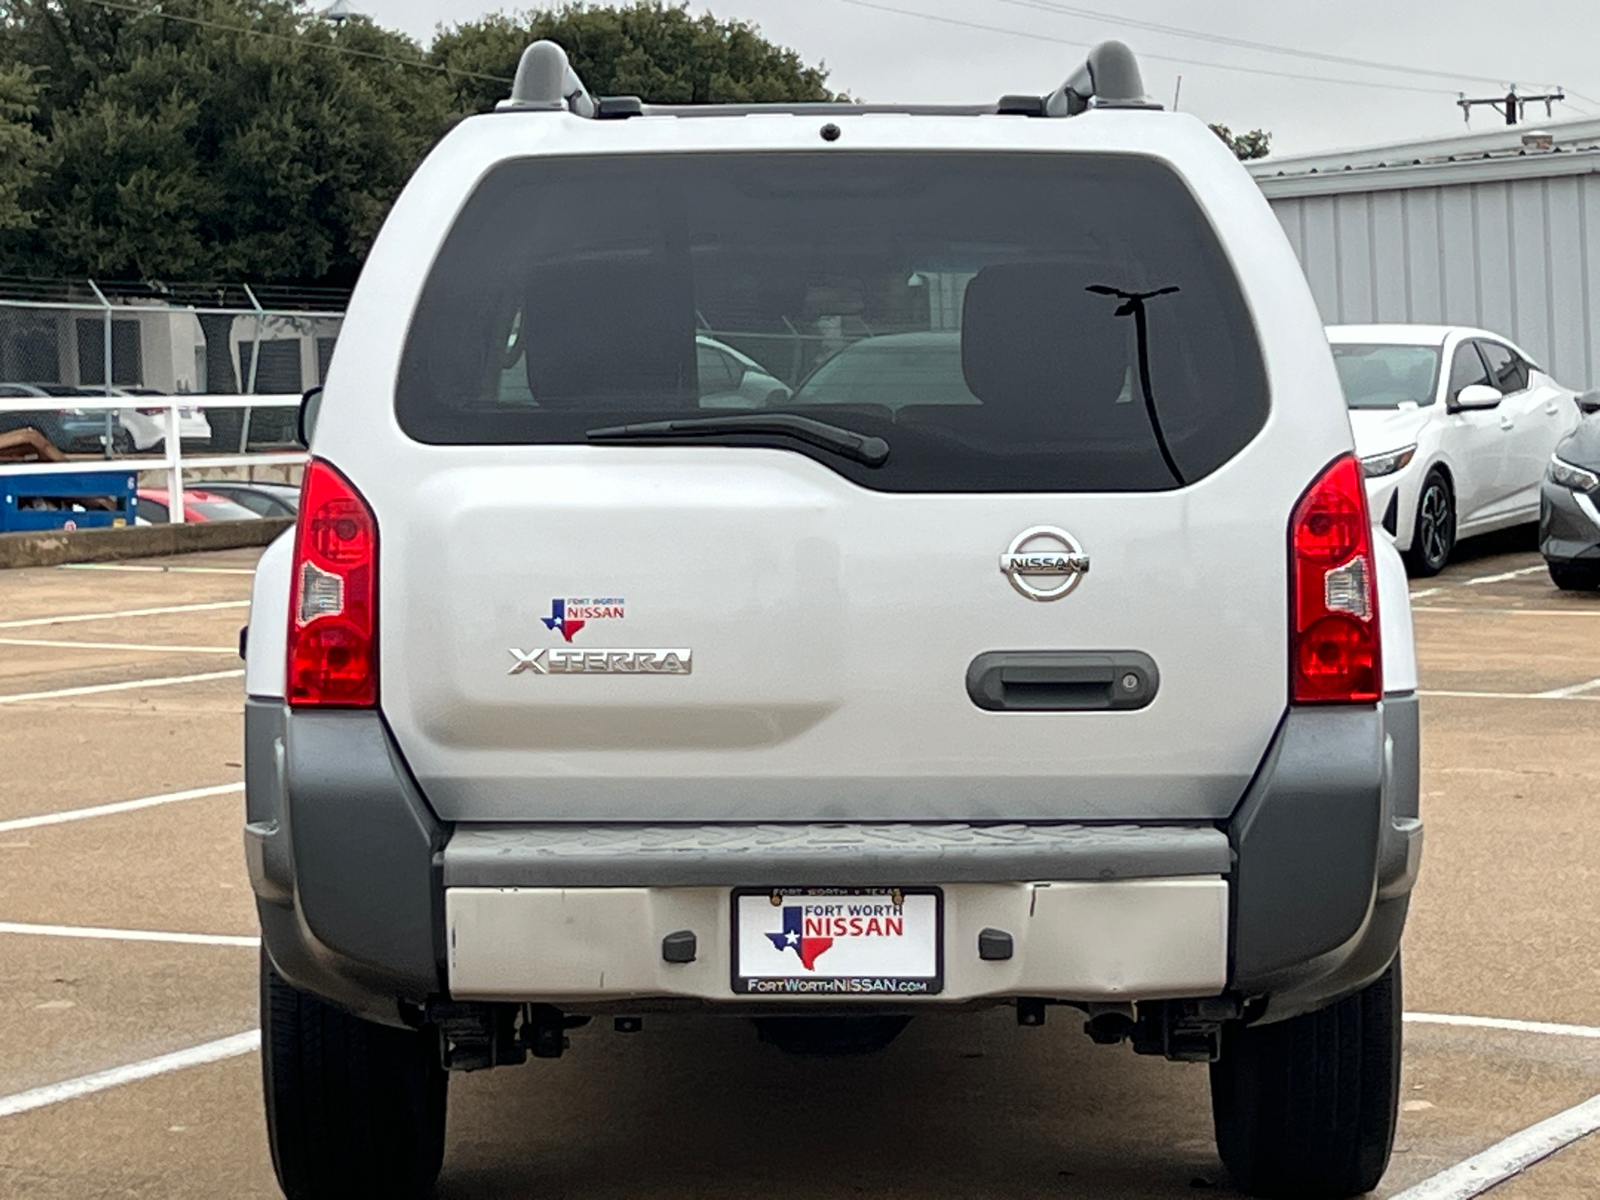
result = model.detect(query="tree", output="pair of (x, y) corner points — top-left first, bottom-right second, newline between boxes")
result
(1210, 123), (1271, 161)
(0, 0), (837, 295)
(0, 66), (45, 232)
(1, 0), (456, 408)
(431, 3), (839, 116)
(2, 0), (453, 285)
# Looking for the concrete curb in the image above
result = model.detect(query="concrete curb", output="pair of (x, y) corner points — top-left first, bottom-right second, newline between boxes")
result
(0, 519), (292, 570)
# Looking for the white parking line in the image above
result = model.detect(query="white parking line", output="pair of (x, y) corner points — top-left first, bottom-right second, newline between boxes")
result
(1412, 606), (1600, 616)
(1536, 677), (1600, 699)
(0, 921), (259, 948)
(0, 600), (249, 630)
(0, 783), (242, 834)
(1408, 566), (1547, 603)
(0, 1031), (260, 1120)
(1406, 1013), (1600, 1039)
(57, 564), (257, 575)
(1462, 565), (1548, 586)
(0, 669), (244, 705)
(1389, 1092), (1600, 1200)
(0, 637), (238, 655)
(1419, 688), (1600, 702)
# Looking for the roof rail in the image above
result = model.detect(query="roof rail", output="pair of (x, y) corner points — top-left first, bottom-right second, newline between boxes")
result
(1043, 40), (1161, 117)
(497, 40), (595, 117)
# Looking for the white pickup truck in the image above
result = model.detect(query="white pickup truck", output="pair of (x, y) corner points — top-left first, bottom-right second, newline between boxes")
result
(244, 39), (1422, 1200)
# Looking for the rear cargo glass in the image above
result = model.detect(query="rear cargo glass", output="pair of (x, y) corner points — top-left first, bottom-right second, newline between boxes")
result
(396, 152), (1268, 491)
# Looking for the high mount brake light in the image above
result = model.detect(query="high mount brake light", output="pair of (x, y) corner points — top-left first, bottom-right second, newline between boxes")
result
(287, 460), (377, 707)
(1290, 454), (1381, 704)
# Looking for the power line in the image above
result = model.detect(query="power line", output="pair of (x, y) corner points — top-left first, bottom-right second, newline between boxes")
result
(84, 0), (512, 85)
(835, 0), (1455, 96)
(987, 0), (1549, 91)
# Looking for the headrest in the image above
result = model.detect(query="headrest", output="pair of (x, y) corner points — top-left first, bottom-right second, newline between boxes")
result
(524, 255), (695, 409)
(960, 264), (1132, 420)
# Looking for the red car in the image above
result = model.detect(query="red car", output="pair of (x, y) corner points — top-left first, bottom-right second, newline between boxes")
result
(135, 487), (260, 524)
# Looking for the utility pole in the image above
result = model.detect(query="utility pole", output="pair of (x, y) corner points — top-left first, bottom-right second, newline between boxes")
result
(1457, 86), (1565, 126)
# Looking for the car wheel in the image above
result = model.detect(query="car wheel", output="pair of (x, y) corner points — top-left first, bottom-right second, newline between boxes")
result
(1210, 959), (1401, 1199)
(1547, 560), (1600, 591)
(261, 954), (447, 1200)
(1405, 471), (1455, 576)
(112, 430), (136, 455)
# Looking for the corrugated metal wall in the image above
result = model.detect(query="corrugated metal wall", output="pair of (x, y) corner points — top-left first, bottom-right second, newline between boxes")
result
(1269, 176), (1600, 389)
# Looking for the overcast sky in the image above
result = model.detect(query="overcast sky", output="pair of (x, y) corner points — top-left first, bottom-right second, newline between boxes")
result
(360, 0), (1600, 157)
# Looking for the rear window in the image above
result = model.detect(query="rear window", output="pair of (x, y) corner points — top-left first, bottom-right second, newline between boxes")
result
(397, 152), (1268, 492)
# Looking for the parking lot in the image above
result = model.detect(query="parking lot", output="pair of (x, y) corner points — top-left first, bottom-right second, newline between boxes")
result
(0, 537), (1596, 1198)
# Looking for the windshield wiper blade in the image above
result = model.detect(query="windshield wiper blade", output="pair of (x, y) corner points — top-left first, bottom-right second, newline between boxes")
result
(587, 414), (890, 467)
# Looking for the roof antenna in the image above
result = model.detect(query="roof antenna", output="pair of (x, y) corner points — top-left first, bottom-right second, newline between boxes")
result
(499, 40), (596, 116)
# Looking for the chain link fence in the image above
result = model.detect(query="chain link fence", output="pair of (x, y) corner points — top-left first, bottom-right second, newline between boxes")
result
(0, 278), (346, 457)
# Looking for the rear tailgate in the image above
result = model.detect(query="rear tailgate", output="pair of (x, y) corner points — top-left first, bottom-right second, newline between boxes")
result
(379, 445), (1289, 822)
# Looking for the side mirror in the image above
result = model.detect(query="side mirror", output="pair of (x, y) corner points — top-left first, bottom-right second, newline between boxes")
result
(1451, 383), (1502, 412)
(297, 386), (324, 448)
(1578, 390), (1600, 415)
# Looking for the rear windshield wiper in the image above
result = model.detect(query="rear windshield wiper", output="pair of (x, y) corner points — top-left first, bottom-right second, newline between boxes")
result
(587, 414), (890, 467)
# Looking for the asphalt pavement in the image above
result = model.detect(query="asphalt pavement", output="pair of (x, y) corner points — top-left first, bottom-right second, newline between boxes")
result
(0, 537), (1596, 1198)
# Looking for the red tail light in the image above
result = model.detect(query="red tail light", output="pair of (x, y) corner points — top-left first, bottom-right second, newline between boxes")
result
(287, 459), (377, 707)
(1290, 454), (1381, 704)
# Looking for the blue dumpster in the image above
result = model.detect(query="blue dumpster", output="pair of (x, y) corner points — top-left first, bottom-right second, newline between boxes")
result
(0, 470), (138, 532)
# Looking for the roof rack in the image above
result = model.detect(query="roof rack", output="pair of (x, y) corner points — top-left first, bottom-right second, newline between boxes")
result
(499, 38), (1159, 119)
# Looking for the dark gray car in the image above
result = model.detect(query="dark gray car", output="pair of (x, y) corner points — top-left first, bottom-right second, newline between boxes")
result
(0, 383), (126, 453)
(1540, 390), (1600, 589)
(187, 480), (300, 518)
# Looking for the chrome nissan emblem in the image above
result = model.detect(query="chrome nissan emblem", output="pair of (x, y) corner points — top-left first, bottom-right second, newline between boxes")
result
(1000, 526), (1090, 601)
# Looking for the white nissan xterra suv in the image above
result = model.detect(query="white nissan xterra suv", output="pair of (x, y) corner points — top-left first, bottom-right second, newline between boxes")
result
(244, 40), (1422, 1200)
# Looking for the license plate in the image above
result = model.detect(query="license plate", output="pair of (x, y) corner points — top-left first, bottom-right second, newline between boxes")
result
(731, 887), (943, 996)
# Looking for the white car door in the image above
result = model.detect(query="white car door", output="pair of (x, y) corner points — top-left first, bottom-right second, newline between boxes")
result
(1478, 340), (1555, 519)
(1439, 338), (1509, 529)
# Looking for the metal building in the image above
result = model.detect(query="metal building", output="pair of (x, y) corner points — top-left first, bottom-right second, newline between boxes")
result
(1251, 118), (1600, 389)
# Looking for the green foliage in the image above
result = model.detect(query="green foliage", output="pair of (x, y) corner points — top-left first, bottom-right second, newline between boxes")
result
(0, 65), (46, 231)
(0, 0), (835, 286)
(3, 0), (454, 284)
(1209, 123), (1271, 161)
(431, 3), (839, 116)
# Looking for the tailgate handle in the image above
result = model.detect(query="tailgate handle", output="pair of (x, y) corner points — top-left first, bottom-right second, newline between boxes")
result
(966, 651), (1160, 712)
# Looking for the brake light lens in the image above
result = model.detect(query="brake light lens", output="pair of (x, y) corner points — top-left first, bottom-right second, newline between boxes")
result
(287, 459), (376, 707)
(1290, 454), (1381, 704)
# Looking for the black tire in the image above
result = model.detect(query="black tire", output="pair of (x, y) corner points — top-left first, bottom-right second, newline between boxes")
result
(1210, 959), (1401, 1199)
(261, 955), (447, 1200)
(1548, 560), (1600, 591)
(111, 430), (136, 455)
(754, 1014), (912, 1056)
(1405, 471), (1455, 576)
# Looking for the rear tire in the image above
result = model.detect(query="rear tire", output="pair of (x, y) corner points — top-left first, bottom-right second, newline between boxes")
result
(261, 955), (447, 1200)
(1210, 959), (1401, 1199)
(1405, 471), (1455, 576)
(1548, 560), (1600, 591)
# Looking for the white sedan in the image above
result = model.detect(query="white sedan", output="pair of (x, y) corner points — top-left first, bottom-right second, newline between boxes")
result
(1329, 325), (1582, 575)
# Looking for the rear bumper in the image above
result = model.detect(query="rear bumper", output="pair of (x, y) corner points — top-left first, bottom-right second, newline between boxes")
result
(448, 880), (1228, 1004)
(244, 695), (1420, 1027)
